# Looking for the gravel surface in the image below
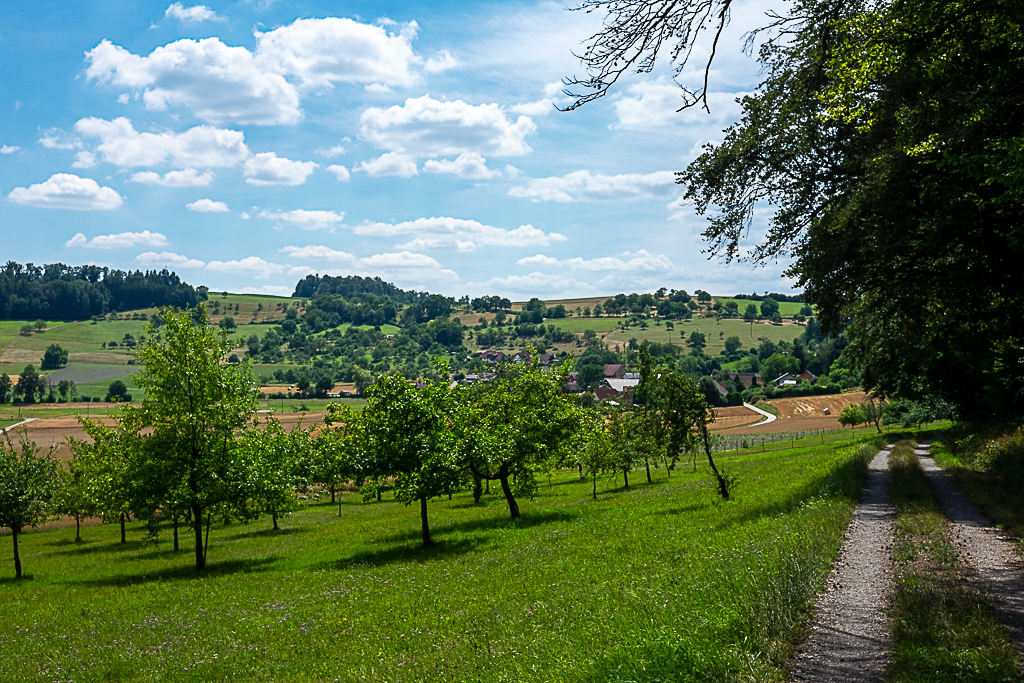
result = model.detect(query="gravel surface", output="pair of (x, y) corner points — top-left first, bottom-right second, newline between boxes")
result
(789, 446), (895, 683)
(916, 442), (1024, 649)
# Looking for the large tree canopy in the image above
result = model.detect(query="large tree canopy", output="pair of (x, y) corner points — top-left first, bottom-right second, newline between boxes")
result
(570, 0), (1024, 419)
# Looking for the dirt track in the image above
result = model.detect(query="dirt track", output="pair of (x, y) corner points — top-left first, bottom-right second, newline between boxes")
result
(718, 392), (866, 435)
(711, 405), (763, 431)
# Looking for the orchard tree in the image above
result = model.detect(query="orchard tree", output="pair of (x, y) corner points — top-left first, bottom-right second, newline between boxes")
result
(71, 416), (144, 544)
(235, 418), (305, 530)
(55, 454), (97, 543)
(0, 374), (11, 404)
(352, 371), (461, 547)
(129, 305), (259, 570)
(15, 365), (46, 404)
(457, 353), (585, 519)
(838, 404), (866, 429)
(41, 344), (69, 370)
(0, 431), (59, 578)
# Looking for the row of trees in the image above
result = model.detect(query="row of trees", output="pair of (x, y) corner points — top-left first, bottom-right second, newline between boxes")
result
(0, 308), (723, 577)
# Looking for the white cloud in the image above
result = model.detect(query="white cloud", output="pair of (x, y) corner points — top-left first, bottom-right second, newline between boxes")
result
(316, 144), (346, 158)
(256, 209), (345, 231)
(9, 174), (124, 211)
(423, 50), (457, 74)
(353, 216), (566, 251)
(357, 251), (444, 270)
(466, 271), (594, 298)
(243, 152), (317, 186)
(510, 99), (555, 116)
(613, 80), (749, 131)
(360, 95), (535, 159)
(254, 17), (421, 89)
(85, 38), (302, 126)
(66, 230), (168, 249)
(130, 168), (215, 186)
(71, 151), (97, 168)
(136, 251), (205, 268)
(84, 17), (428, 126)
(364, 83), (393, 94)
(74, 117), (249, 168)
(353, 152), (418, 178)
(186, 198), (229, 212)
(508, 170), (677, 203)
(38, 128), (81, 150)
(279, 244), (355, 261)
(0, 145), (19, 154)
(326, 164), (350, 181)
(517, 249), (677, 273)
(205, 256), (285, 279)
(117, 93), (130, 104)
(165, 3), (223, 23)
(422, 152), (498, 180)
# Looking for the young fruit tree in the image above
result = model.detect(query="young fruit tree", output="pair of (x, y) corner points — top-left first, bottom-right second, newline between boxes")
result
(0, 431), (59, 578)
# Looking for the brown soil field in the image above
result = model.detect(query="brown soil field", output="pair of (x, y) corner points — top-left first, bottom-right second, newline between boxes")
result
(711, 405), (765, 431)
(717, 392), (867, 435)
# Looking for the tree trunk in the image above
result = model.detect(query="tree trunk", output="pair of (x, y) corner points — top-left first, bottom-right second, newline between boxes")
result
(272, 512), (279, 531)
(173, 517), (179, 552)
(120, 514), (126, 544)
(193, 505), (206, 570)
(420, 496), (434, 547)
(330, 483), (336, 504)
(498, 473), (520, 519)
(622, 467), (629, 489)
(12, 527), (21, 579)
(472, 474), (482, 504)
(75, 514), (81, 543)
(702, 428), (730, 500)
(578, 462), (584, 481)
(592, 471), (597, 500)
(645, 455), (652, 484)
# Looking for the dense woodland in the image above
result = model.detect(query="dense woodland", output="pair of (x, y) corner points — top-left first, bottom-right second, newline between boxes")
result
(0, 261), (205, 320)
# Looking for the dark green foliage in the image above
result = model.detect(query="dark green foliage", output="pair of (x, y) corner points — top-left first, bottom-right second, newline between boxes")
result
(0, 431), (59, 578)
(40, 343), (68, 370)
(14, 365), (46, 404)
(291, 273), (422, 302)
(105, 380), (132, 403)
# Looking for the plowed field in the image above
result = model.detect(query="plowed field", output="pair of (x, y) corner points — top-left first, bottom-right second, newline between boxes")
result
(717, 392), (867, 435)
(711, 405), (764, 431)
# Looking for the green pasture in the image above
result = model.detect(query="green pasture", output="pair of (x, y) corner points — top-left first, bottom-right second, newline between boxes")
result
(605, 317), (805, 356)
(715, 298), (808, 317)
(0, 432), (881, 683)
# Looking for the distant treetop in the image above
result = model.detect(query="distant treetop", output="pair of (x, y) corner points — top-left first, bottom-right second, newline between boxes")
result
(291, 274), (423, 304)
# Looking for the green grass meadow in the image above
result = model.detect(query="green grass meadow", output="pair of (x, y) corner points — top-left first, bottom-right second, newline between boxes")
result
(0, 434), (878, 683)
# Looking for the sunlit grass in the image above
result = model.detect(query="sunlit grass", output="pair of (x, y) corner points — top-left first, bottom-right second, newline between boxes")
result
(0, 433), (879, 682)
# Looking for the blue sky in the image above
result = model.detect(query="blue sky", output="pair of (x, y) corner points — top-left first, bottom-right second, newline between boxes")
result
(0, 0), (795, 299)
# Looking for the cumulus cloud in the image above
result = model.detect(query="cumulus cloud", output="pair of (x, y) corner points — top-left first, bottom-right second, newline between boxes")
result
(186, 198), (229, 212)
(205, 256), (285, 279)
(613, 80), (749, 131)
(38, 128), (81, 150)
(353, 216), (566, 251)
(508, 170), (677, 203)
(74, 117), (249, 168)
(466, 271), (594, 298)
(353, 152), (418, 178)
(422, 152), (498, 180)
(510, 99), (556, 116)
(326, 164), (350, 181)
(9, 174), (124, 211)
(66, 230), (168, 249)
(1, 145), (19, 154)
(130, 168), (215, 186)
(279, 244), (355, 261)
(235, 285), (294, 296)
(164, 3), (223, 22)
(360, 95), (535, 159)
(71, 152), (97, 168)
(256, 209), (346, 231)
(316, 144), (346, 158)
(136, 251), (205, 268)
(84, 17), (428, 126)
(243, 152), (317, 186)
(423, 50), (457, 74)
(516, 249), (677, 273)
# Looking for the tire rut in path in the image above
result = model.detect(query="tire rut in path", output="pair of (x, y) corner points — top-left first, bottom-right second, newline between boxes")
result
(915, 442), (1024, 650)
(789, 446), (895, 683)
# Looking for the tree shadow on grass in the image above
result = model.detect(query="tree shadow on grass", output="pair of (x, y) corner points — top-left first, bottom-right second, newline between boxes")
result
(70, 555), (283, 587)
(42, 538), (149, 556)
(653, 501), (713, 516)
(314, 538), (480, 571)
(375, 509), (580, 545)
(223, 525), (313, 541)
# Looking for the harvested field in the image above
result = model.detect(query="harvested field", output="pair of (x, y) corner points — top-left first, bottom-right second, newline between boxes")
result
(718, 392), (866, 435)
(711, 405), (764, 431)
(45, 363), (138, 385)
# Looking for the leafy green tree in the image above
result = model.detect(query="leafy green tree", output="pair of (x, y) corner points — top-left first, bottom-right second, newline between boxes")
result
(55, 454), (97, 543)
(57, 379), (76, 403)
(860, 397), (884, 434)
(352, 365), (374, 396)
(128, 306), (259, 570)
(759, 298), (780, 319)
(236, 419), (304, 530)
(71, 417), (143, 544)
(761, 354), (800, 383)
(0, 374), (11, 404)
(40, 343), (69, 370)
(14, 365), (45, 404)
(19, 325), (33, 336)
(458, 354), (583, 519)
(838, 404), (866, 429)
(0, 431), (59, 578)
(105, 380), (132, 403)
(687, 331), (706, 348)
(315, 407), (360, 505)
(219, 315), (236, 330)
(724, 336), (742, 355)
(33, 320), (46, 333)
(352, 371), (461, 546)
(742, 304), (758, 321)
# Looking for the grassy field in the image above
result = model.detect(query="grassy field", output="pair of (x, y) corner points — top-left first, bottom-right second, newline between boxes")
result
(0, 432), (881, 683)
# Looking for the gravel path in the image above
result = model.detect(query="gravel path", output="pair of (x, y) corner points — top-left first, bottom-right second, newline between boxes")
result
(789, 445), (895, 683)
(915, 442), (1024, 649)
(742, 401), (777, 426)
